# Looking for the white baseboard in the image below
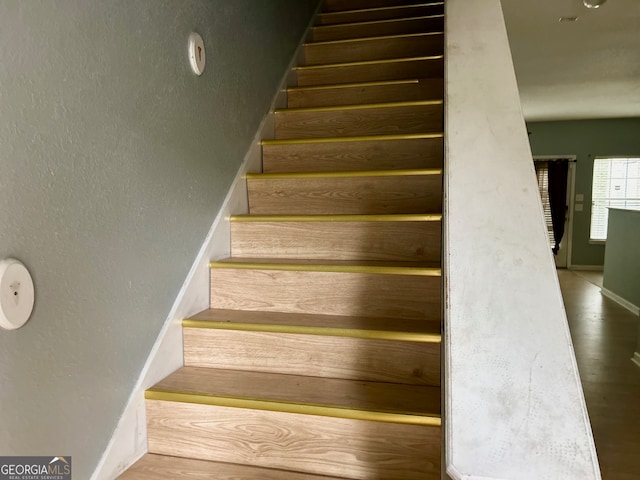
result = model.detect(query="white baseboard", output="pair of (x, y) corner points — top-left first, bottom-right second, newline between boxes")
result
(601, 287), (640, 316)
(632, 352), (640, 370)
(569, 265), (604, 271)
(90, 11), (319, 478)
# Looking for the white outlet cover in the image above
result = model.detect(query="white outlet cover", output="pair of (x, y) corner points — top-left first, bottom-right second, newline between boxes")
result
(188, 32), (206, 76)
(0, 258), (35, 330)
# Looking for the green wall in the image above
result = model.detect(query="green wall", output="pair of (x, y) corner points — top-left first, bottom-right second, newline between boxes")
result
(603, 209), (640, 308)
(527, 118), (640, 267)
(0, 1), (318, 478)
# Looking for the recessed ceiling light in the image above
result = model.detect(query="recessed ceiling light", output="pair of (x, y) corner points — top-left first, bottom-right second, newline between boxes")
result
(559, 16), (579, 22)
(584, 0), (607, 8)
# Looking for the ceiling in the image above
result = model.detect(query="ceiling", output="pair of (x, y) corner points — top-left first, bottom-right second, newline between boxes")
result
(501, 0), (640, 121)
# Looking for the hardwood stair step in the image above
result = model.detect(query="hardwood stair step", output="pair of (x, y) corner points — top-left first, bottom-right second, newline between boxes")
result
(262, 133), (443, 173)
(145, 368), (441, 479)
(148, 367), (441, 422)
(209, 258), (441, 320)
(230, 213), (442, 262)
(317, 3), (443, 25)
(311, 15), (444, 42)
(185, 308), (441, 341)
(287, 78), (443, 108)
(183, 309), (441, 385)
(303, 32), (443, 66)
(295, 56), (443, 86)
(324, 0), (433, 12)
(119, 454), (347, 480)
(246, 169), (442, 215)
(274, 100), (442, 139)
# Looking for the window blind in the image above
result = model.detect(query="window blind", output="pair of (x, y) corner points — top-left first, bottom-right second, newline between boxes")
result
(590, 158), (640, 241)
(535, 163), (555, 247)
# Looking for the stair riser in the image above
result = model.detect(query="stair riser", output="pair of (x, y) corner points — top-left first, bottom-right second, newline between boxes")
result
(231, 220), (441, 262)
(210, 269), (440, 320)
(263, 137), (443, 173)
(317, 4), (443, 25)
(147, 401), (441, 480)
(184, 329), (440, 385)
(247, 175), (442, 215)
(304, 34), (443, 66)
(296, 57), (443, 86)
(288, 78), (443, 108)
(324, 0), (433, 12)
(275, 104), (442, 139)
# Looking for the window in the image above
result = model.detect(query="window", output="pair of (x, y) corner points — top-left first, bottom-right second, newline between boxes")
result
(590, 157), (640, 241)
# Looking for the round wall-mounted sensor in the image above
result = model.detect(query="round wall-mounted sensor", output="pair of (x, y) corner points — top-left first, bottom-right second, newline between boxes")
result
(188, 32), (206, 76)
(0, 258), (35, 330)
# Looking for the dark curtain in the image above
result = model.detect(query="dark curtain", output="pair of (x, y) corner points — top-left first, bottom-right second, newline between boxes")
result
(547, 160), (569, 255)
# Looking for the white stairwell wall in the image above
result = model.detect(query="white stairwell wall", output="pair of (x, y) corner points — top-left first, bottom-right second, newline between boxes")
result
(444, 0), (601, 479)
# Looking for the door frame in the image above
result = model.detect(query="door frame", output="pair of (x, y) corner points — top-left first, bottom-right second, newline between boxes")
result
(533, 155), (577, 269)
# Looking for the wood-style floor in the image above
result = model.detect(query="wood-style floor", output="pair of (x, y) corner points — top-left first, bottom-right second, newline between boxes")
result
(558, 270), (640, 480)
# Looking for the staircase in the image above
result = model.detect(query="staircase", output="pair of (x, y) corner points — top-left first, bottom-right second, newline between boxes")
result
(119, 1), (444, 478)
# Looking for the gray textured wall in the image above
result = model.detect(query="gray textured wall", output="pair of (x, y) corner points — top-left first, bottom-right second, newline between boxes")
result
(0, 0), (317, 477)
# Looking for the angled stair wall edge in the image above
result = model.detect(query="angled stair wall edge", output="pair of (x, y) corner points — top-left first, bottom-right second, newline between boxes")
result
(443, 0), (601, 478)
(90, 3), (324, 478)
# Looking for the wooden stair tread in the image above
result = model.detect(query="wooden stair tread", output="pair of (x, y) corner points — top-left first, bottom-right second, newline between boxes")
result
(317, 3), (444, 26)
(149, 366), (441, 421)
(119, 454), (347, 479)
(305, 31), (443, 47)
(323, 0), (435, 12)
(311, 14), (445, 41)
(288, 78), (427, 92)
(246, 167), (441, 177)
(287, 78), (443, 109)
(274, 98), (442, 113)
(210, 257), (441, 273)
(273, 101), (443, 139)
(303, 32), (443, 66)
(185, 308), (441, 342)
(231, 213), (442, 221)
(262, 132), (443, 146)
(295, 54), (443, 71)
(294, 54), (444, 87)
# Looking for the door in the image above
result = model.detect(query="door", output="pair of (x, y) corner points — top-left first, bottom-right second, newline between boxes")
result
(534, 157), (575, 268)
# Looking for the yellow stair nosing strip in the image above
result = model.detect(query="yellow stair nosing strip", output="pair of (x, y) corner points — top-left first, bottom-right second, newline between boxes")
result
(311, 13), (444, 30)
(287, 79), (422, 92)
(294, 55), (443, 71)
(208, 261), (441, 277)
(245, 168), (442, 179)
(274, 99), (442, 114)
(183, 318), (441, 343)
(319, 2), (444, 17)
(145, 389), (441, 427)
(304, 31), (444, 47)
(261, 132), (443, 146)
(229, 213), (442, 223)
